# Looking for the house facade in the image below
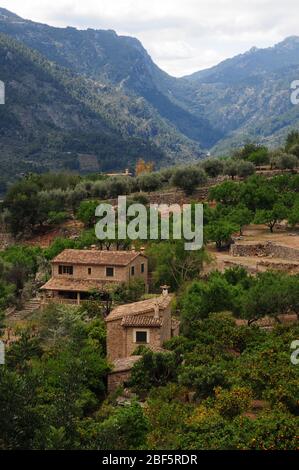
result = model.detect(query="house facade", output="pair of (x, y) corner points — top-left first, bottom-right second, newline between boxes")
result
(106, 288), (180, 392)
(41, 249), (148, 305)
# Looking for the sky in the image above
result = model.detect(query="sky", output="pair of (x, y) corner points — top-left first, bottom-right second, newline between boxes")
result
(0, 0), (298, 76)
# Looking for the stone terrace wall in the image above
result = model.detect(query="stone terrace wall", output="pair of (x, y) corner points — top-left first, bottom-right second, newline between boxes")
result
(107, 176), (228, 207)
(270, 243), (299, 261)
(258, 260), (299, 273)
(223, 260), (259, 274)
(146, 187), (209, 206)
(146, 176), (227, 206)
(223, 259), (299, 275)
(231, 241), (299, 262)
(0, 225), (13, 250)
(108, 369), (132, 393)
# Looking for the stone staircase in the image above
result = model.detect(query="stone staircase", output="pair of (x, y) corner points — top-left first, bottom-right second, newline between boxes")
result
(22, 298), (42, 315)
(7, 297), (41, 321)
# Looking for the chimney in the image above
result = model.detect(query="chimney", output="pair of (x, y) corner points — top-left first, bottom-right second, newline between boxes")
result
(160, 285), (170, 296)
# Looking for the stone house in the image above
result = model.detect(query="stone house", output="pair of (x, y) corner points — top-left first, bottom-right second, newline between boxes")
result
(106, 287), (180, 392)
(41, 249), (148, 305)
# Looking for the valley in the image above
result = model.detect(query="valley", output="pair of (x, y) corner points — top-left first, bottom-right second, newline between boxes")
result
(0, 5), (299, 454)
(1, 7), (299, 191)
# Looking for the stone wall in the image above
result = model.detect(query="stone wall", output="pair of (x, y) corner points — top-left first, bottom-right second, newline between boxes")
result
(107, 355), (142, 393)
(231, 241), (299, 262)
(146, 187), (209, 206)
(258, 260), (299, 273)
(107, 369), (132, 393)
(223, 259), (299, 275)
(146, 176), (227, 206)
(106, 176), (228, 207)
(107, 318), (126, 361)
(269, 243), (299, 261)
(0, 226), (13, 250)
(124, 326), (161, 358)
(107, 314), (170, 361)
(223, 260), (259, 274)
(52, 256), (148, 285)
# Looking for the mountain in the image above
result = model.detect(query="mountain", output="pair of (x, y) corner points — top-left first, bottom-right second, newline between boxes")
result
(0, 33), (173, 192)
(1, 7), (299, 180)
(182, 37), (299, 153)
(0, 7), (220, 148)
(186, 37), (299, 84)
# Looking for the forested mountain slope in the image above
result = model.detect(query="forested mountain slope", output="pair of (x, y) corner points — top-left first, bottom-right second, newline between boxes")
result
(0, 7), (218, 149)
(183, 37), (299, 153)
(0, 32), (204, 192)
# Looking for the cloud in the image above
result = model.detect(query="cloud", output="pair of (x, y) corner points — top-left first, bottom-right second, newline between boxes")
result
(0, 0), (298, 76)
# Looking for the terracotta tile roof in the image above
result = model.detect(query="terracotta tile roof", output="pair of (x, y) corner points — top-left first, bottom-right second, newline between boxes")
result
(121, 315), (163, 327)
(52, 249), (146, 266)
(106, 294), (173, 322)
(111, 356), (142, 373)
(40, 277), (118, 292)
(110, 350), (169, 373)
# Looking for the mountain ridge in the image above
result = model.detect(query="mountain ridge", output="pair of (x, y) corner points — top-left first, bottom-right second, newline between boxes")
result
(184, 36), (299, 84)
(180, 35), (299, 153)
(0, 32), (170, 191)
(1, 7), (299, 173)
(0, 7), (220, 148)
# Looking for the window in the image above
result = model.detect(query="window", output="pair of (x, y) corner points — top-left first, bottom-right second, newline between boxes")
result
(141, 263), (145, 274)
(135, 331), (148, 343)
(131, 266), (135, 276)
(88, 268), (92, 275)
(106, 267), (114, 277)
(58, 265), (73, 275)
